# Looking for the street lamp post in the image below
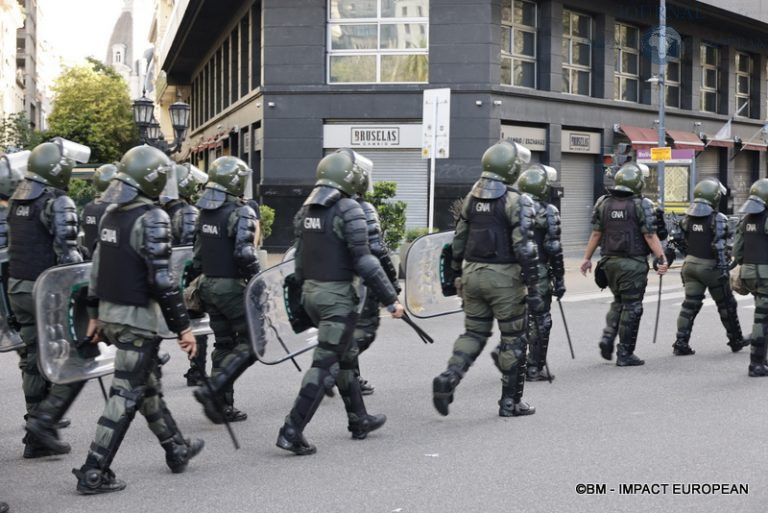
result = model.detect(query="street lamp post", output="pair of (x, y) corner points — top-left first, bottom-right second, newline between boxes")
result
(657, 0), (667, 209)
(132, 90), (190, 156)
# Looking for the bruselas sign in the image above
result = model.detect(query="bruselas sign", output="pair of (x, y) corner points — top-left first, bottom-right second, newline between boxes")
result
(323, 124), (422, 148)
(351, 127), (400, 146)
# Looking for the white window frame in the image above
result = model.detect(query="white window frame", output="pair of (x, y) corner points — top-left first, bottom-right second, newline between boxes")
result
(735, 51), (752, 118)
(501, 0), (537, 89)
(326, 0), (429, 84)
(699, 43), (720, 113)
(614, 22), (640, 103)
(562, 9), (592, 96)
(665, 44), (682, 108)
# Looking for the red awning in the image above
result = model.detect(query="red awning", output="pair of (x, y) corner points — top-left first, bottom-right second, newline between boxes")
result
(706, 136), (735, 148)
(666, 130), (705, 150)
(742, 141), (768, 152)
(618, 125), (659, 150)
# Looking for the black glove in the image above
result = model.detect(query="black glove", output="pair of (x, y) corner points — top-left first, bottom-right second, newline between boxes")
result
(664, 246), (676, 267)
(552, 277), (566, 299)
(655, 209), (668, 241)
(652, 255), (665, 271)
(73, 335), (101, 360)
(7, 312), (21, 332)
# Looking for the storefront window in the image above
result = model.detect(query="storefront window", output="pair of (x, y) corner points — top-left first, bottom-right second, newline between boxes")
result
(328, 0), (429, 83)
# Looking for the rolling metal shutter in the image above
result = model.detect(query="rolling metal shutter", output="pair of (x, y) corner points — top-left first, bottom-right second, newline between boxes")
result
(326, 149), (428, 229)
(695, 150), (719, 182)
(732, 152), (752, 212)
(559, 154), (595, 251)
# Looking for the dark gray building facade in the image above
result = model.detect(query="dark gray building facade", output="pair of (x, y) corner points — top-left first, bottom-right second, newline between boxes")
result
(161, 0), (768, 250)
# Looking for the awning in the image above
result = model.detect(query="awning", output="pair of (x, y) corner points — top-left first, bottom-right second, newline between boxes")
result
(666, 130), (705, 150)
(618, 125), (659, 150)
(742, 141), (768, 152)
(704, 136), (735, 148)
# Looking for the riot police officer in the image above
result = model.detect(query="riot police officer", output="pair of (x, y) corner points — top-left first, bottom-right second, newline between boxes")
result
(7, 139), (86, 457)
(192, 156), (261, 423)
(350, 154), (400, 395)
(160, 163), (209, 386)
(516, 164), (566, 381)
(668, 179), (744, 355)
(73, 145), (203, 494)
(0, 151), (28, 249)
(580, 162), (668, 366)
(277, 149), (403, 456)
(733, 179), (768, 376)
(81, 163), (117, 260)
(432, 140), (541, 418)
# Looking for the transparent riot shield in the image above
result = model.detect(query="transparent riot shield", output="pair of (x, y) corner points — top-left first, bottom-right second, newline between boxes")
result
(404, 231), (463, 319)
(0, 249), (25, 352)
(157, 246), (212, 338)
(245, 259), (318, 365)
(34, 246), (211, 384)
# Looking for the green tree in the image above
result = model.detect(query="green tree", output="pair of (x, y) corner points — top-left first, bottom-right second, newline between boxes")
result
(47, 60), (138, 163)
(365, 181), (407, 251)
(0, 112), (48, 152)
(259, 204), (275, 244)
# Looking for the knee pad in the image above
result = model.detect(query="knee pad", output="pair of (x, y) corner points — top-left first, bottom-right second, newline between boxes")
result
(112, 386), (147, 417)
(356, 332), (376, 352)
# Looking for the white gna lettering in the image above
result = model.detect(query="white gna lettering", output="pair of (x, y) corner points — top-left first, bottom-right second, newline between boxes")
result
(691, 224), (704, 232)
(475, 202), (491, 213)
(610, 210), (625, 219)
(15, 205), (30, 217)
(746, 224), (758, 233)
(85, 215), (97, 225)
(100, 228), (117, 243)
(202, 224), (219, 235)
(304, 217), (322, 230)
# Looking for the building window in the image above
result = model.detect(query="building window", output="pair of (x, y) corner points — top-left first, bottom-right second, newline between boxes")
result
(115, 51), (122, 64)
(327, 0), (429, 84)
(501, 0), (537, 88)
(735, 52), (752, 117)
(665, 42), (682, 108)
(614, 23), (639, 102)
(562, 10), (592, 96)
(699, 43), (719, 113)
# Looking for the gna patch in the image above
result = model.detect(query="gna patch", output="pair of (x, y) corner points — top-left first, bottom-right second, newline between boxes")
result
(746, 223), (758, 233)
(14, 205), (31, 218)
(201, 224), (220, 236)
(85, 215), (97, 225)
(303, 217), (323, 231)
(474, 201), (492, 213)
(100, 227), (118, 245)
(691, 223), (704, 232)
(609, 209), (626, 219)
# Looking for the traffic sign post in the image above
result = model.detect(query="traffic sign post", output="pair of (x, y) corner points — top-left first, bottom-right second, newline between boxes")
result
(422, 88), (451, 232)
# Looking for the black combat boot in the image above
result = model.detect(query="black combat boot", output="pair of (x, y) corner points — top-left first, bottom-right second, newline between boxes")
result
(184, 367), (206, 387)
(526, 364), (554, 382)
(276, 422), (316, 456)
(432, 368), (462, 416)
(340, 377), (386, 440)
(748, 339), (768, 377)
(728, 337), (748, 353)
(193, 387), (225, 424)
(498, 384), (535, 417)
(672, 332), (695, 356)
(25, 413), (70, 455)
(161, 434), (205, 474)
(0, 501), (8, 513)
(22, 433), (58, 459)
(73, 466), (127, 495)
(184, 335), (208, 386)
(616, 350), (645, 366)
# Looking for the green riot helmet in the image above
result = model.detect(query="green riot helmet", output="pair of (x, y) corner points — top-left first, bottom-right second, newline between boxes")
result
(0, 150), (30, 198)
(517, 164), (558, 201)
(480, 140), (532, 184)
(693, 178), (726, 208)
(92, 163), (118, 195)
(26, 142), (76, 190)
(612, 162), (649, 195)
(740, 178), (768, 214)
(102, 145), (173, 204)
(204, 156), (251, 197)
(315, 149), (360, 196)
(336, 149), (373, 197)
(177, 163), (208, 200)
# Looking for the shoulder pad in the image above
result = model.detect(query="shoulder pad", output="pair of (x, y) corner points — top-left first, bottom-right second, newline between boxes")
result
(470, 178), (507, 199)
(739, 198), (766, 215)
(545, 203), (561, 217)
(359, 200), (376, 217)
(236, 204), (258, 221)
(10, 179), (46, 201)
(51, 194), (77, 212)
(686, 201), (714, 217)
(180, 203), (199, 216)
(143, 205), (171, 226)
(517, 191), (535, 208)
(640, 197), (655, 210)
(197, 188), (228, 210)
(337, 197), (364, 215)
(304, 186), (342, 207)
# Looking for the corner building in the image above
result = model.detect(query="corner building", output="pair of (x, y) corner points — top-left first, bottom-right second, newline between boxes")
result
(158, 0), (768, 251)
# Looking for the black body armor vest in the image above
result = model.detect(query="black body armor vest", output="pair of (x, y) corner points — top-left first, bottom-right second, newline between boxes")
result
(601, 197), (650, 257)
(743, 211), (768, 265)
(199, 202), (239, 278)
(8, 192), (57, 281)
(96, 205), (152, 306)
(685, 214), (715, 260)
(82, 200), (110, 259)
(464, 195), (516, 264)
(0, 206), (8, 249)
(301, 203), (354, 281)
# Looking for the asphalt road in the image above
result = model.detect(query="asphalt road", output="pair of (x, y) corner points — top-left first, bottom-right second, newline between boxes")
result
(0, 264), (765, 513)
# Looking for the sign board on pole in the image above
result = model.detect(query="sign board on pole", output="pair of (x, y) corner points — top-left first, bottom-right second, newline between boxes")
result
(650, 147), (672, 161)
(422, 88), (451, 159)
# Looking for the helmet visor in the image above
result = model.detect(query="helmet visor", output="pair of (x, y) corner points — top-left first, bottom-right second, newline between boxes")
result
(541, 164), (558, 183)
(187, 164), (208, 185)
(351, 151), (374, 194)
(159, 163), (179, 203)
(52, 137), (91, 164)
(4, 150), (31, 176)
